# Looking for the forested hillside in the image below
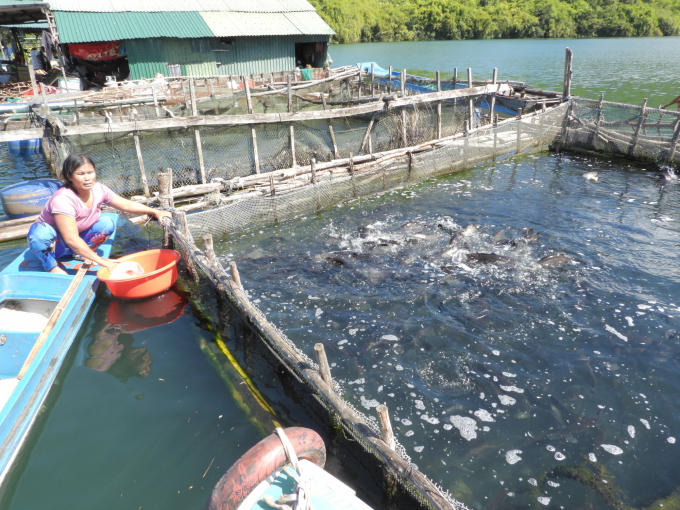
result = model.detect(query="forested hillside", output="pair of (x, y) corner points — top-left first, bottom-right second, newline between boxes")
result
(308, 0), (680, 42)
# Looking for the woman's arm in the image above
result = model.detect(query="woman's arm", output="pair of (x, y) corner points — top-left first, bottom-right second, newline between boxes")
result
(108, 195), (172, 221)
(54, 214), (116, 272)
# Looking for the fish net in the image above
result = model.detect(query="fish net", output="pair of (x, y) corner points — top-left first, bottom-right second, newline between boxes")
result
(58, 97), (480, 197)
(185, 103), (567, 239)
(563, 97), (680, 164)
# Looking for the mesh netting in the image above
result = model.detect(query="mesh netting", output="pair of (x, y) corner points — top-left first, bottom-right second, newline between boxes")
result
(59, 98), (483, 196)
(563, 97), (680, 163)
(185, 103), (567, 238)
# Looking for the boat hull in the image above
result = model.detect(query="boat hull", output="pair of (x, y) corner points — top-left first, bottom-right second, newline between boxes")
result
(0, 212), (118, 488)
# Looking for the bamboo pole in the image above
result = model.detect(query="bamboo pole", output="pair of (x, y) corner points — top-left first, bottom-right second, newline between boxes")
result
(591, 93), (604, 146)
(349, 152), (356, 196)
(468, 68), (474, 131)
(388, 66), (393, 94)
(314, 343), (333, 386)
(321, 93), (339, 159)
(453, 68), (458, 89)
(371, 63), (375, 97)
(436, 71), (442, 139)
(400, 69), (406, 96)
(493, 114), (498, 159)
(151, 86), (160, 118)
(243, 77), (260, 174)
(358, 66), (362, 100)
(133, 133), (150, 197)
(563, 47), (573, 99)
(629, 98), (648, 157)
(17, 260), (92, 380)
(489, 68), (498, 122)
(360, 112), (378, 152)
(375, 404), (396, 450)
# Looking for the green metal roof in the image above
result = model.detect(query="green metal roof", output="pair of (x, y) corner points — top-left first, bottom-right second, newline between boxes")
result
(54, 11), (214, 43)
(47, 0), (316, 12)
(55, 9), (334, 43)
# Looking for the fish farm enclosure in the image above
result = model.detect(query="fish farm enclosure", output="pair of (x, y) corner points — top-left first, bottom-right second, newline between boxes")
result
(6, 54), (680, 510)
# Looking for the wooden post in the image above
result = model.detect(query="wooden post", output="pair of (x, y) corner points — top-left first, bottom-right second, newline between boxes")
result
(388, 66), (393, 93)
(229, 261), (242, 288)
(27, 61), (43, 114)
(289, 124), (296, 167)
(243, 77), (260, 174)
(208, 79), (220, 115)
(668, 117), (680, 161)
(117, 104), (124, 122)
(73, 100), (80, 125)
(358, 66), (362, 99)
(189, 78), (198, 116)
(371, 63), (375, 97)
(629, 98), (648, 157)
(321, 93), (339, 159)
(376, 404), (396, 450)
(314, 343), (333, 386)
(368, 134), (373, 155)
(311, 157), (321, 210)
(407, 151), (413, 180)
(133, 133), (150, 197)
(453, 68), (458, 89)
(287, 75), (292, 113)
(360, 112), (377, 152)
(467, 68), (474, 131)
(400, 69), (406, 97)
(157, 170), (174, 208)
(563, 47), (573, 99)
(150, 86), (160, 118)
(489, 68), (497, 123)
(436, 71), (442, 139)
(177, 210), (189, 237)
(516, 108), (523, 155)
(203, 233), (217, 265)
(401, 108), (408, 146)
(590, 93), (604, 147)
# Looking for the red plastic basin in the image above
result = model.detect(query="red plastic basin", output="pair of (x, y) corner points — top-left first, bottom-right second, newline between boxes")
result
(97, 249), (180, 300)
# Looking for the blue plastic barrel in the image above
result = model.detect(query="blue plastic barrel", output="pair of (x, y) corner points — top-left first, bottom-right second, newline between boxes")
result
(0, 178), (62, 218)
(7, 138), (42, 155)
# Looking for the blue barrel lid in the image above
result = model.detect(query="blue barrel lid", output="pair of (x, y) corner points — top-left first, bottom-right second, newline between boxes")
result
(0, 178), (62, 198)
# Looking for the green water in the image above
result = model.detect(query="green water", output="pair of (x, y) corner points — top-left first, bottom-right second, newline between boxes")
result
(331, 37), (680, 106)
(2, 36), (679, 510)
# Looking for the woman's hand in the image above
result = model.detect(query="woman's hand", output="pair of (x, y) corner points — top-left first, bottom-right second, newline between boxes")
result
(153, 210), (172, 222)
(98, 258), (118, 274)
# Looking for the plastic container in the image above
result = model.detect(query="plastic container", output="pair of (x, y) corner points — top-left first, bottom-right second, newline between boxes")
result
(0, 177), (60, 218)
(97, 249), (180, 300)
(7, 138), (42, 156)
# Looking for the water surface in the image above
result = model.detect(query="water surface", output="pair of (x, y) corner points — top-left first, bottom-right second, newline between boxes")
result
(216, 153), (680, 509)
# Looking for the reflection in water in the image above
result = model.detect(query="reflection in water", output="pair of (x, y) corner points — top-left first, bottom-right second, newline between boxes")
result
(85, 288), (188, 382)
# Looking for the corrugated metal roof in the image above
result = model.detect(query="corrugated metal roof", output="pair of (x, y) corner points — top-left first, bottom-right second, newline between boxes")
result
(47, 0), (315, 12)
(284, 11), (335, 35)
(0, 1), (49, 24)
(54, 11), (213, 42)
(201, 12), (300, 36)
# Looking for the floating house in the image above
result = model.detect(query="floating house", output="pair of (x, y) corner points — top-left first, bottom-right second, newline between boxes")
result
(0, 0), (335, 81)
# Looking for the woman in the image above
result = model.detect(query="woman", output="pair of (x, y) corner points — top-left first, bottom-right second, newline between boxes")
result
(28, 153), (171, 274)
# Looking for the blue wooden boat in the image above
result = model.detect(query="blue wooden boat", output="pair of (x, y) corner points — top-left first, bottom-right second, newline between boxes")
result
(0, 212), (118, 486)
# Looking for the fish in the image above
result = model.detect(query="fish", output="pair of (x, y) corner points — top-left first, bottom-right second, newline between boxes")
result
(492, 228), (511, 244)
(546, 410), (602, 441)
(466, 253), (511, 264)
(401, 221), (427, 231)
(325, 257), (347, 265)
(583, 171), (598, 181)
(448, 224), (478, 245)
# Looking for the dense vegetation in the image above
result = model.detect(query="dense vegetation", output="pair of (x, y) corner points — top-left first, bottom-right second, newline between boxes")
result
(308, 0), (680, 42)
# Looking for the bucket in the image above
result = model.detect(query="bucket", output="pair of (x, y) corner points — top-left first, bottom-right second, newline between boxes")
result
(97, 249), (180, 300)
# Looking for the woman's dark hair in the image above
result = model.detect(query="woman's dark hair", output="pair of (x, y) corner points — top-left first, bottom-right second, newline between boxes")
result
(61, 153), (96, 190)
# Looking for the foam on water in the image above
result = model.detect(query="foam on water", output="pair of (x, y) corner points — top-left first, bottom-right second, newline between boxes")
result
(218, 153), (680, 510)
